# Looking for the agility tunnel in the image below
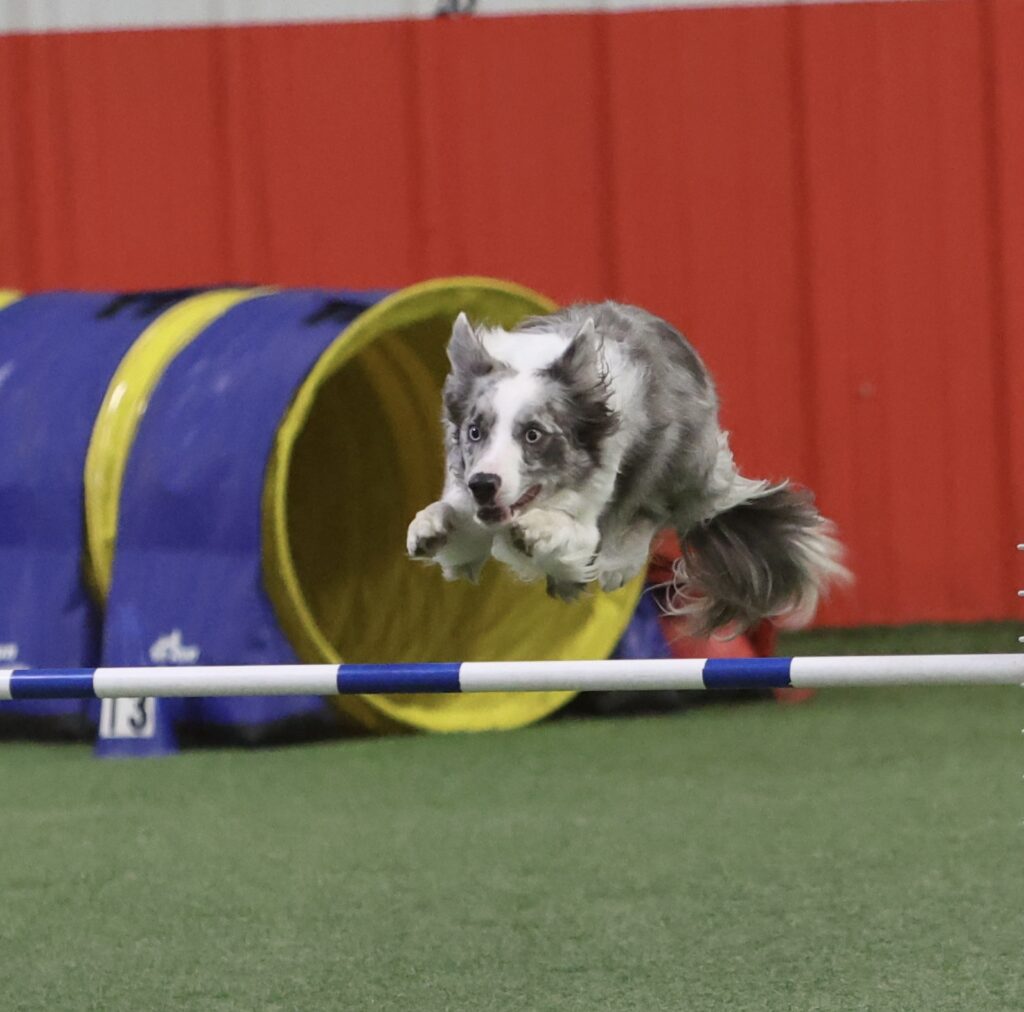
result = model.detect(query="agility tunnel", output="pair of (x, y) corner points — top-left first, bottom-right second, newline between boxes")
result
(0, 289), (230, 737)
(79, 278), (646, 738)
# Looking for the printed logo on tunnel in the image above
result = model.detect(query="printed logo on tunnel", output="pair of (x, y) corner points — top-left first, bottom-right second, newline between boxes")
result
(149, 629), (200, 664)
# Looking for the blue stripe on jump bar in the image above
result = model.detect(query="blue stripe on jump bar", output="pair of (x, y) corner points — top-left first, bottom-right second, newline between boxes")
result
(9, 668), (97, 699)
(336, 663), (462, 694)
(702, 657), (793, 689)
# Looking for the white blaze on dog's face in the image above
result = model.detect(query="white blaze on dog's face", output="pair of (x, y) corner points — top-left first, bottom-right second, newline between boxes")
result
(441, 312), (619, 526)
(467, 371), (546, 521)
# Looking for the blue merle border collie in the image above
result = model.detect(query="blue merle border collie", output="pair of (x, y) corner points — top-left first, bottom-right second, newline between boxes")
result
(406, 302), (850, 635)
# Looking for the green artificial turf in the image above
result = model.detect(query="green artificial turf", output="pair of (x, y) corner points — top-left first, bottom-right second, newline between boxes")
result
(1, 624), (1021, 1011)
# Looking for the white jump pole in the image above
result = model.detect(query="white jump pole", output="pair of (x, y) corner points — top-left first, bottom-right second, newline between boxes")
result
(2, 654), (1022, 700)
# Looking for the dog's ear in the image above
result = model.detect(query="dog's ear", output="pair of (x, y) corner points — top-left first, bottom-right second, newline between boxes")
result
(545, 318), (605, 391)
(544, 318), (619, 453)
(447, 312), (495, 376)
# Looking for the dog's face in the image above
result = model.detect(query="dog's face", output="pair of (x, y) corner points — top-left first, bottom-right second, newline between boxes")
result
(442, 313), (618, 526)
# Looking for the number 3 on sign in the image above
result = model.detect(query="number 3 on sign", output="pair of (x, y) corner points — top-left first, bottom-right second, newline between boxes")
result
(99, 697), (157, 739)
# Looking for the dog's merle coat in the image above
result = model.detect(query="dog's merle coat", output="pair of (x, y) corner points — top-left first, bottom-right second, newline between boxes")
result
(407, 302), (849, 635)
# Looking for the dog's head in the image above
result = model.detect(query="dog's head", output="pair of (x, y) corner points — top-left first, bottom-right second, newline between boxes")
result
(441, 312), (619, 526)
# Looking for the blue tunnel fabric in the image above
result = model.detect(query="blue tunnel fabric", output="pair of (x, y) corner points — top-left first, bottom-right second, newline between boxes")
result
(611, 593), (674, 663)
(102, 289), (386, 736)
(0, 292), (201, 730)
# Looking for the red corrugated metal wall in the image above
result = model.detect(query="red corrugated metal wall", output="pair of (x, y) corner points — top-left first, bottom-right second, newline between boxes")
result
(0, 0), (1021, 626)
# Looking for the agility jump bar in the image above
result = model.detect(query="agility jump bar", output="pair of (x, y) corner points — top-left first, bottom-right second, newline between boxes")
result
(1, 655), (1022, 700)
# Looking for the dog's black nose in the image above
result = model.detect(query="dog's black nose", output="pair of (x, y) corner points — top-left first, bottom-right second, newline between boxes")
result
(468, 473), (501, 505)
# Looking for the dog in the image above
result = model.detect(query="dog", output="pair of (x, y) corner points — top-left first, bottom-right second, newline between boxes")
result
(406, 302), (849, 635)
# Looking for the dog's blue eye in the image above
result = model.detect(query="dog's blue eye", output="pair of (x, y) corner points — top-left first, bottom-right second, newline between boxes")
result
(467, 424), (482, 442)
(524, 427), (542, 445)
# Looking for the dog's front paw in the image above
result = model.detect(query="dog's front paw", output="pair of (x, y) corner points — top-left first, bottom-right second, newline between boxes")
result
(508, 510), (599, 588)
(406, 501), (454, 559)
(508, 510), (576, 562)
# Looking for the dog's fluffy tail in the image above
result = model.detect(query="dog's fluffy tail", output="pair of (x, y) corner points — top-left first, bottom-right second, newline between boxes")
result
(665, 482), (851, 637)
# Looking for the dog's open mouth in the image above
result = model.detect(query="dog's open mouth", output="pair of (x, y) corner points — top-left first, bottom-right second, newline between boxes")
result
(476, 484), (542, 526)
(512, 484), (542, 511)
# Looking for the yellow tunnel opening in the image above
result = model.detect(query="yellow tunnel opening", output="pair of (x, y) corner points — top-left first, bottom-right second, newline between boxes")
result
(263, 277), (645, 732)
